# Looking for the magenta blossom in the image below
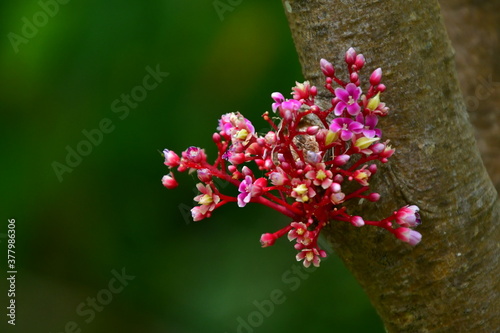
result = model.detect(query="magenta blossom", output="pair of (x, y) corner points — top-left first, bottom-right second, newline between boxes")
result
(329, 118), (363, 141)
(218, 112), (255, 140)
(237, 176), (266, 207)
(182, 147), (206, 164)
(271, 92), (285, 113)
(334, 83), (362, 116)
(356, 113), (381, 138)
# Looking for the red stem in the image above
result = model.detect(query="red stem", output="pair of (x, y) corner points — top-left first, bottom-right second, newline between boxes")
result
(253, 196), (301, 220)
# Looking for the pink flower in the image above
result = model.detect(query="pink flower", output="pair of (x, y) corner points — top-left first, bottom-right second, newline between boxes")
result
(292, 81), (316, 100)
(305, 164), (333, 189)
(197, 169), (212, 183)
(330, 192), (345, 204)
(271, 92), (285, 113)
(352, 168), (371, 186)
(182, 147), (206, 164)
(329, 118), (363, 141)
(218, 112), (255, 141)
(296, 248), (326, 268)
(193, 183), (220, 214)
(237, 176), (266, 207)
(276, 99), (302, 121)
(269, 168), (288, 186)
(334, 83), (362, 116)
(161, 173), (178, 189)
(290, 179), (316, 203)
(356, 114), (381, 138)
(163, 149), (180, 167)
(287, 222), (309, 243)
(395, 205), (421, 227)
(394, 228), (422, 246)
(380, 143), (395, 159)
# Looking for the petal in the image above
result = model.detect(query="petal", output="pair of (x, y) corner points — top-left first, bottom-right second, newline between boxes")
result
(355, 113), (364, 123)
(363, 129), (376, 138)
(199, 204), (210, 215)
(365, 114), (378, 128)
(271, 92), (284, 103)
(329, 120), (341, 132)
(296, 252), (305, 261)
(340, 130), (353, 141)
(334, 87), (349, 102)
(346, 83), (361, 100)
(312, 256), (321, 267)
(346, 103), (361, 115)
(334, 101), (346, 115)
(321, 179), (333, 189)
(340, 117), (353, 125)
(272, 103), (280, 113)
(348, 121), (364, 133)
(408, 230), (422, 246)
(244, 120), (255, 134)
(237, 193), (247, 207)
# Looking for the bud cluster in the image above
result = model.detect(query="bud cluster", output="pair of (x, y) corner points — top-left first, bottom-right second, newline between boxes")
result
(162, 48), (422, 267)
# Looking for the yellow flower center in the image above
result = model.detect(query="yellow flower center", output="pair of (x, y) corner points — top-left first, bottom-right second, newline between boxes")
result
(199, 194), (213, 205)
(236, 129), (249, 140)
(293, 184), (308, 196)
(316, 170), (326, 180)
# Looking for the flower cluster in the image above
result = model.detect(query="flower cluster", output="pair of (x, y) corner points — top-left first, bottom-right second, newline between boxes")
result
(162, 48), (422, 268)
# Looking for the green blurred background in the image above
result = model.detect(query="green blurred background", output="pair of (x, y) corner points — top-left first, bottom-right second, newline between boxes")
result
(1, 1), (384, 332)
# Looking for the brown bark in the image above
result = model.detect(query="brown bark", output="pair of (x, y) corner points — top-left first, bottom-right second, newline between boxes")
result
(440, 0), (500, 193)
(281, 0), (500, 332)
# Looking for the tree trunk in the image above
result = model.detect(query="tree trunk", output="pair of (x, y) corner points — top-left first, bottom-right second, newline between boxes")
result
(281, 0), (500, 332)
(440, 0), (500, 193)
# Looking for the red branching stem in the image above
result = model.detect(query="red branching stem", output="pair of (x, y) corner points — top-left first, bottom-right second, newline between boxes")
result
(273, 225), (293, 238)
(253, 196), (301, 220)
(263, 192), (303, 216)
(348, 155), (379, 172)
(344, 186), (369, 200)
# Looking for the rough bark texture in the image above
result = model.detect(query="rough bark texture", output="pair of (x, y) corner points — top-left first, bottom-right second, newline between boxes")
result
(281, 0), (500, 332)
(440, 0), (500, 193)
